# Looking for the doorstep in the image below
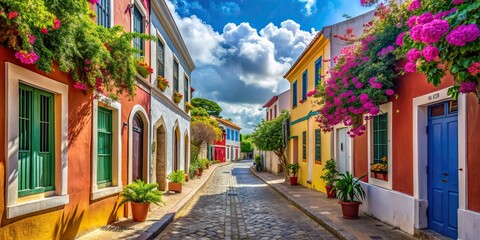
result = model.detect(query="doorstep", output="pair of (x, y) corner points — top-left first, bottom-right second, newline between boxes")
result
(250, 167), (416, 240)
(76, 162), (230, 240)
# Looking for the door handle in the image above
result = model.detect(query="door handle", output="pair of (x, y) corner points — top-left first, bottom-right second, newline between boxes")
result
(341, 143), (343, 151)
(441, 172), (448, 176)
(441, 179), (447, 183)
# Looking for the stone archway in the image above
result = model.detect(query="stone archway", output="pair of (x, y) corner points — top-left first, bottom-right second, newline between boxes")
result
(184, 133), (189, 173)
(128, 105), (150, 184)
(153, 119), (167, 191)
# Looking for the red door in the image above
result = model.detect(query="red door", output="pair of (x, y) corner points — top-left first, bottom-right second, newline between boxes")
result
(132, 114), (143, 181)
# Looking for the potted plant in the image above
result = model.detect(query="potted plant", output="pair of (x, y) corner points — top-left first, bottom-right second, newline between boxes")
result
(370, 156), (388, 181)
(173, 91), (183, 104)
(320, 159), (338, 198)
(135, 58), (153, 79)
(185, 102), (194, 113)
(120, 179), (165, 222)
(157, 76), (169, 91)
(197, 159), (206, 176)
(333, 171), (367, 219)
(254, 154), (262, 172)
(167, 170), (186, 193)
(287, 163), (299, 185)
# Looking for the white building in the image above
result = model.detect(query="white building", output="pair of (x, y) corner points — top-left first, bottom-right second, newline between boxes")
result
(149, 0), (195, 191)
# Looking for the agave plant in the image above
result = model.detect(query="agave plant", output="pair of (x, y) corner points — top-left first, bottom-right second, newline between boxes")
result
(332, 171), (367, 203)
(120, 179), (165, 205)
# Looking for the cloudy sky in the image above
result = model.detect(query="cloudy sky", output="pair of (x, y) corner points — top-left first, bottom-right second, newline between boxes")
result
(166, 0), (372, 133)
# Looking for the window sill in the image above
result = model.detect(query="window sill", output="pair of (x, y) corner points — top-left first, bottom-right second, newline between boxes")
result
(315, 160), (322, 165)
(7, 194), (69, 219)
(91, 185), (123, 201)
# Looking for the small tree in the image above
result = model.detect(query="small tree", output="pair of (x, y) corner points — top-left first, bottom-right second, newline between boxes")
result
(191, 98), (223, 117)
(251, 111), (290, 181)
(190, 116), (222, 161)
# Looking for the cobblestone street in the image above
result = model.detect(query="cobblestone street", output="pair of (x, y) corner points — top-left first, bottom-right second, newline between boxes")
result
(157, 161), (336, 240)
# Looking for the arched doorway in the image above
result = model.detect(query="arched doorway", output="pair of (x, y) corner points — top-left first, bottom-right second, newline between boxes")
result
(132, 113), (144, 181)
(184, 133), (189, 173)
(155, 123), (167, 191)
(173, 125), (180, 171)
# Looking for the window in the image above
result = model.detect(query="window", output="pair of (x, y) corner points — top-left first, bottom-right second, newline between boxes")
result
(96, 0), (111, 27)
(157, 40), (165, 77)
(97, 107), (113, 188)
(315, 57), (322, 86)
(235, 131), (239, 141)
(184, 75), (189, 103)
(315, 129), (321, 162)
(292, 81), (297, 108)
(133, 6), (144, 55)
(302, 70), (308, 100)
(227, 129), (230, 140)
(266, 111), (269, 120)
(270, 109), (273, 120)
(274, 105), (277, 118)
(373, 113), (388, 164)
(18, 84), (55, 197)
(173, 61), (179, 93)
(302, 131), (307, 161)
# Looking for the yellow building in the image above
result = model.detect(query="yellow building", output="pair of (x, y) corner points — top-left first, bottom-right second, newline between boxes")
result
(284, 32), (331, 192)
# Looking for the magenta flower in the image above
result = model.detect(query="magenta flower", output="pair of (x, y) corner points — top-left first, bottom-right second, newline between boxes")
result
(405, 62), (417, 73)
(363, 102), (374, 110)
(360, 93), (369, 103)
(355, 82), (363, 89)
(408, 0), (421, 11)
(421, 19), (449, 43)
(446, 24), (480, 46)
(468, 62), (480, 76)
(53, 18), (61, 30)
(369, 107), (380, 116)
(410, 25), (423, 42)
(88, 0), (99, 4)
(422, 45), (439, 61)
(396, 32), (406, 46)
(434, 8), (457, 19)
(74, 82), (88, 91)
(418, 12), (433, 25)
(407, 16), (418, 28)
(27, 33), (36, 44)
(460, 81), (476, 93)
(453, 0), (464, 4)
(386, 89), (394, 96)
(377, 45), (395, 57)
(407, 48), (422, 62)
(15, 50), (39, 64)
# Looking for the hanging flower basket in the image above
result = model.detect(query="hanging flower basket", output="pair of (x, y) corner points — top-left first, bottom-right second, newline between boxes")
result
(185, 102), (194, 113)
(136, 59), (153, 79)
(173, 91), (183, 104)
(157, 76), (169, 91)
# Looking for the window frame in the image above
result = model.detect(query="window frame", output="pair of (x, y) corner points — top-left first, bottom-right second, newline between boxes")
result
(315, 57), (322, 86)
(156, 39), (165, 78)
(315, 129), (321, 164)
(302, 70), (308, 100)
(131, 0), (147, 56)
(5, 63), (69, 219)
(173, 60), (179, 93)
(96, 0), (114, 28)
(292, 81), (297, 108)
(302, 131), (307, 161)
(184, 74), (189, 103)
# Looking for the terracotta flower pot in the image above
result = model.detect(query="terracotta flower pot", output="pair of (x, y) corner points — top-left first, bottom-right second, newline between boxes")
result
(173, 95), (182, 104)
(168, 182), (183, 193)
(289, 176), (298, 186)
(131, 202), (150, 222)
(325, 185), (336, 198)
(158, 82), (167, 91)
(206, 163), (210, 169)
(184, 173), (189, 182)
(339, 201), (362, 219)
(198, 167), (204, 176)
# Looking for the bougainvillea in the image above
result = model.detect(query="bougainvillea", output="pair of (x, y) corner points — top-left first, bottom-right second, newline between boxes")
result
(0, 0), (154, 100)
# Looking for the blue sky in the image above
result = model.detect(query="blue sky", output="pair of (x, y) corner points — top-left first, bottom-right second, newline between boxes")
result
(167, 0), (372, 133)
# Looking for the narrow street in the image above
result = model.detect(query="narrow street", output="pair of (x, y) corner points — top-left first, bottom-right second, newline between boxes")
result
(157, 160), (337, 240)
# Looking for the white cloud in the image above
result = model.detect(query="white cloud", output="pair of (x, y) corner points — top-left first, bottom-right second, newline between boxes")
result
(298, 0), (317, 16)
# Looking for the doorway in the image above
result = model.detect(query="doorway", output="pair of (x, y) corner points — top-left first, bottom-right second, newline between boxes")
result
(336, 128), (350, 175)
(155, 124), (167, 191)
(132, 113), (144, 181)
(173, 126), (180, 171)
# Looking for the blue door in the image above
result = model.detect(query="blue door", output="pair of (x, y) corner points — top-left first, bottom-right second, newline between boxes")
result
(427, 101), (458, 239)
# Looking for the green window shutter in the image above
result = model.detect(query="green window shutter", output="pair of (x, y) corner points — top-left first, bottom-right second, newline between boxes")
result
(97, 107), (113, 188)
(315, 129), (321, 161)
(18, 84), (55, 197)
(302, 131), (306, 160)
(373, 113), (388, 164)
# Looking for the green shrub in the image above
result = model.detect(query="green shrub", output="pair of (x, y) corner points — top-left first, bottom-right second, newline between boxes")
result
(254, 154), (261, 165)
(120, 179), (165, 205)
(333, 172), (366, 203)
(287, 163), (300, 177)
(320, 159), (338, 186)
(167, 170), (186, 184)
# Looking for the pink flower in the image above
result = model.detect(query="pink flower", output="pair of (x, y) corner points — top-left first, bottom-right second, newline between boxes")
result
(407, 16), (419, 28)
(408, 0), (421, 11)
(306, 89), (318, 97)
(407, 48), (422, 62)
(355, 82), (363, 89)
(460, 82), (476, 93)
(363, 102), (374, 110)
(27, 33), (36, 44)
(446, 24), (480, 46)
(410, 25), (423, 42)
(369, 107), (380, 116)
(468, 62), (480, 76)
(386, 89), (394, 96)
(421, 19), (449, 43)
(422, 45), (439, 61)
(434, 8), (457, 19)
(53, 18), (61, 29)
(88, 0), (99, 4)
(377, 45), (395, 56)
(360, 0), (378, 7)
(418, 12), (433, 24)
(8, 11), (18, 20)
(453, 0), (464, 4)
(369, 77), (383, 89)
(405, 62), (417, 73)
(74, 82), (88, 91)
(41, 28), (49, 34)
(360, 93), (369, 103)
(396, 32), (406, 46)
(14, 50), (39, 64)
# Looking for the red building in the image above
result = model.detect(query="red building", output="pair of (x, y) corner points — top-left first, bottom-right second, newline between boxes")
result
(214, 131), (227, 162)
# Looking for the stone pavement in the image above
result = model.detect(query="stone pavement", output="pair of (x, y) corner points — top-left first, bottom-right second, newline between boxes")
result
(251, 169), (417, 240)
(77, 162), (229, 240)
(157, 160), (336, 240)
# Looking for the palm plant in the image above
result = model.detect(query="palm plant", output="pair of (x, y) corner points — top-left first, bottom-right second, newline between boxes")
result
(333, 172), (367, 203)
(120, 179), (165, 205)
(320, 159), (338, 186)
(287, 163), (300, 177)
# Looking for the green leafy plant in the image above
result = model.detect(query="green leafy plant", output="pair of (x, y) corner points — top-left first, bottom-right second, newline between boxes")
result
(287, 163), (300, 177)
(188, 163), (198, 178)
(119, 179), (165, 205)
(333, 172), (367, 203)
(167, 170), (186, 184)
(213, 160), (220, 164)
(320, 159), (339, 186)
(254, 154), (262, 165)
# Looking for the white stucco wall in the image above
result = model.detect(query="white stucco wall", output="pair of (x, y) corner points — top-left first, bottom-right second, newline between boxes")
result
(278, 90), (290, 113)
